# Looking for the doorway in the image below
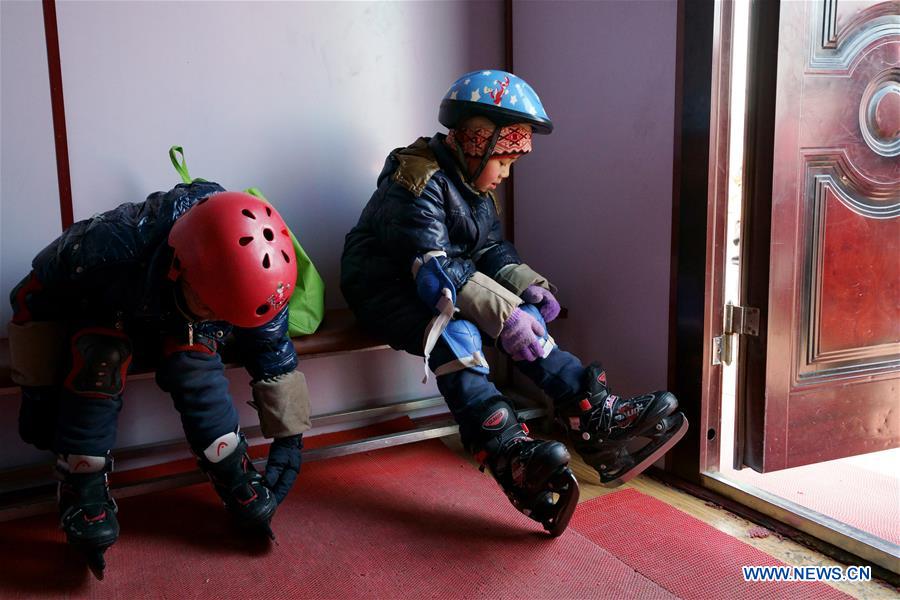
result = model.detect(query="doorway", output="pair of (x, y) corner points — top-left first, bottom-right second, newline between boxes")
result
(700, 0), (900, 574)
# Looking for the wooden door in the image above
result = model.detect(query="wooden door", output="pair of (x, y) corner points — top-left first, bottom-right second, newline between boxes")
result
(748, 0), (900, 472)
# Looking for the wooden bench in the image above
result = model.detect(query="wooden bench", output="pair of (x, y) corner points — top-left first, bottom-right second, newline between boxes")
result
(0, 308), (386, 394)
(0, 308), (544, 520)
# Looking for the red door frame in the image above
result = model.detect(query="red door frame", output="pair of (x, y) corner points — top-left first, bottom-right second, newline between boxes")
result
(41, 0), (73, 231)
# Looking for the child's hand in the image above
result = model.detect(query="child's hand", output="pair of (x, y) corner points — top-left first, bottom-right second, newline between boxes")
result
(521, 285), (560, 323)
(499, 308), (546, 362)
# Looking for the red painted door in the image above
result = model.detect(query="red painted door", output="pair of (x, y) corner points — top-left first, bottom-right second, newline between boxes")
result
(753, 0), (899, 471)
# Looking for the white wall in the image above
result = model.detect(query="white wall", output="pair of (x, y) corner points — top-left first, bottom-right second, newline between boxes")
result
(513, 1), (677, 397)
(0, 0), (504, 469)
(1, 0), (62, 331)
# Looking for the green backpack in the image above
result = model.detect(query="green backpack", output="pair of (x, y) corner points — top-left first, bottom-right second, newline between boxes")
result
(168, 146), (325, 336)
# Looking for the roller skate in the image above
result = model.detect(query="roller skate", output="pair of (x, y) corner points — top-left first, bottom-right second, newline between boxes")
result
(198, 433), (277, 540)
(57, 454), (119, 580)
(557, 363), (688, 487)
(470, 399), (579, 536)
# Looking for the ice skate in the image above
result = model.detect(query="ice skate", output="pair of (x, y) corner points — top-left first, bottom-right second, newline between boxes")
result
(198, 433), (277, 540)
(558, 363), (688, 487)
(57, 455), (119, 580)
(471, 400), (579, 536)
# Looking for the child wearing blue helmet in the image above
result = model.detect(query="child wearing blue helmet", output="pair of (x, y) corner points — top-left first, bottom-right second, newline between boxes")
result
(341, 70), (687, 535)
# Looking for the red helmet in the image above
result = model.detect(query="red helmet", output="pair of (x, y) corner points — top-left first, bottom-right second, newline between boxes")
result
(168, 191), (297, 328)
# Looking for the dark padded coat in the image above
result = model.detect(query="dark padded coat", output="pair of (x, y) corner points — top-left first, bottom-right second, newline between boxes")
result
(341, 134), (522, 354)
(11, 181), (297, 381)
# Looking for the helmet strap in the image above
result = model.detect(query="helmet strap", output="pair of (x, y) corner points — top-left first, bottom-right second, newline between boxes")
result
(173, 281), (205, 323)
(172, 284), (193, 320)
(167, 254), (182, 282)
(469, 125), (502, 183)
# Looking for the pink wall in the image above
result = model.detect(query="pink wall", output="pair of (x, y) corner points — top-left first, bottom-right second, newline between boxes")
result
(0, 1), (504, 470)
(513, 1), (678, 397)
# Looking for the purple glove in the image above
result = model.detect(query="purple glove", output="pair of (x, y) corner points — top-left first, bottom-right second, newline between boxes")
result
(499, 307), (546, 362)
(521, 285), (560, 323)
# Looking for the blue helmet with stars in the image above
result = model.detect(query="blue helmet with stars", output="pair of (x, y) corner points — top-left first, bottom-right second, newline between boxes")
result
(439, 70), (553, 134)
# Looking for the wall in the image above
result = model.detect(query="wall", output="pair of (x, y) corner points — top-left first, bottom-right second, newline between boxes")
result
(0, 0), (504, 469)
(1, 1), (62, 332)
(513, 0), (678, 397)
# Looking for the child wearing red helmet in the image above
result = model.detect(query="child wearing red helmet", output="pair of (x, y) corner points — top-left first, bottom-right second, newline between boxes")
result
(342, 70), (688, 535)
(8, 183), (310, 578)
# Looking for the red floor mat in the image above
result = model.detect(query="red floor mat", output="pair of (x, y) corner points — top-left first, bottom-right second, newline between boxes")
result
(0, 440), (673, 600)
(571, 488), (852, 600)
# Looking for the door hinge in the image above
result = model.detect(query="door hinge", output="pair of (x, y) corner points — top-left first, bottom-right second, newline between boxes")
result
(724, 303), (760, 336)
(712, 303), (760, 365)
(712, 335), (727, 366)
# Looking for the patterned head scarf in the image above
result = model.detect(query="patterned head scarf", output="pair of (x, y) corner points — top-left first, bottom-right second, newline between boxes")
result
(445, 123), (533, 158)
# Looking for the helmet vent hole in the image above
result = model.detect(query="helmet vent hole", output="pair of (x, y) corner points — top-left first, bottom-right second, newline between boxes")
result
(263, 228), (274, 241)
(242, 209), (256, 220)
(265, 206), (272, 217)
(239, 236), (254, 246)
(256, 303), (270, 316)
(282, 250), (291, 263)
(262, 254), (271, 269)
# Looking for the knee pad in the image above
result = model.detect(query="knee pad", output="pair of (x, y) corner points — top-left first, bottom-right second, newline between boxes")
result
(64, 328), (132, 398)
(10, 272), (42, 323)
(430, 319), (490, 377)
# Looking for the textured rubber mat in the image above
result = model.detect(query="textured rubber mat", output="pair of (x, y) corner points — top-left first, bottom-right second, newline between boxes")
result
(0, 438), (673, 599)
(571, 488), (851, 600)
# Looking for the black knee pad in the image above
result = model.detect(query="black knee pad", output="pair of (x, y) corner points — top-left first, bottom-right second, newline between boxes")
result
(64, 328), (132, 398)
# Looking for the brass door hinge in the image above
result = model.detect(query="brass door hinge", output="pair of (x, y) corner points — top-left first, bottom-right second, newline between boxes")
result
(712, 303), (760, 365)
(724, 303), (760, 336)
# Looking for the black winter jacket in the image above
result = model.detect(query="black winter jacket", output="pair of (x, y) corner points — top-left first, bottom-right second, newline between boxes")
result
(341, 134), (522, 349)
(12, 181), (297, 380)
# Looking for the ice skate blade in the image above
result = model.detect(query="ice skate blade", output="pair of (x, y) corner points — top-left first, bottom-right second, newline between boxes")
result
(84, 549), (107, 581)
(544, 468), (580, 537)
(235, 518), (276, 541)
(598, 415), (689, 488)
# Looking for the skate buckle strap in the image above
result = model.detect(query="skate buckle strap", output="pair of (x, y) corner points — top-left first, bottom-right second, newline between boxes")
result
(475, 422), (527, 467)
(497, 426), (531, 453)
(236, 487), (260, 506)
(84, 510), (108, 523)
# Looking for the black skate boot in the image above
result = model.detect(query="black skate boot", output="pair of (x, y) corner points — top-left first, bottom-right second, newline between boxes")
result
(57, 455), (119, 580)
(557, 363), (688, 487)
(198, 434), (277, 540)
(470, 400), (579, 536)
